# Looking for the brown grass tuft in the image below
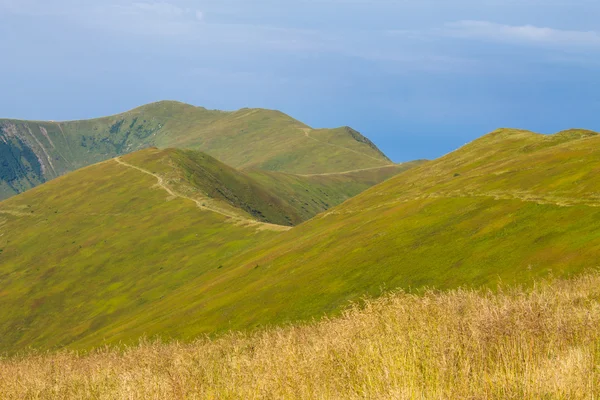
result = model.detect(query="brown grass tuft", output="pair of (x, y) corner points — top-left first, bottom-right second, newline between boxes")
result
(2, 273), (600, 399)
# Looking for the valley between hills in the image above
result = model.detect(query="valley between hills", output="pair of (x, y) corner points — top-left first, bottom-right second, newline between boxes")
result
(1, 102), (600, 398)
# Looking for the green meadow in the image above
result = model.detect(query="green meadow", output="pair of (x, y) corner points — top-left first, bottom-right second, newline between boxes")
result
(0, 146), (416, 352)
(2, 127), (600, 353)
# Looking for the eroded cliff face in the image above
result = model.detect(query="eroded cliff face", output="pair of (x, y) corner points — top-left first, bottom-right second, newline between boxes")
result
(0, 122), (54, 198)
(0, 116), (164, 199)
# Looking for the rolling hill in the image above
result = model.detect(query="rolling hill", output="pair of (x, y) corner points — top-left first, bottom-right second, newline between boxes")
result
(194, 128), (600, 329)
(0, 101), (392, 200)
(0, 147), (417, 353)
(3, 127), (599, 354)
(0, 148), (285, 352)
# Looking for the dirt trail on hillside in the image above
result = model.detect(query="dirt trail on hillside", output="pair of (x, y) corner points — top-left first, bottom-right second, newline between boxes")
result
(296, 164), (402, 177)
(0, 209), (33, 217)
(321, 189), (600, 218)
(300, 128), (390, 164)
(114, 158), (291, 232)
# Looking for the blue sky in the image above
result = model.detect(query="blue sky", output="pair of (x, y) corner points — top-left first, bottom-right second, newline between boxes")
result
(0, 0), (598, 161)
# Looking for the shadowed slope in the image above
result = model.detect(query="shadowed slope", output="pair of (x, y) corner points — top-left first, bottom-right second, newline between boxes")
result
(116, 148), (422, 226)
(246, 161), (425, 221)
(117, 148), (300, 228)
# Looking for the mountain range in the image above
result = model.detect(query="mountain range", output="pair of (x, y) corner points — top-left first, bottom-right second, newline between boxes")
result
(1, 101), (598, 355)
(0, 100), (392, 200)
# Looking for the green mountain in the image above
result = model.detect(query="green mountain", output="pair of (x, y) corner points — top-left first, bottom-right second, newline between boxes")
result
(0, 147), (417, 352)
(203, 128), (600, 328)
(0, 101), (392, 200)
(4, 126), (598, 354)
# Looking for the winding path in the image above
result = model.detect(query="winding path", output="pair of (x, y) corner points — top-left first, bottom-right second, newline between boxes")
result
(296, 164), (402, 177)
(321, 189), (600, 218)
(114, 157), (291, 232)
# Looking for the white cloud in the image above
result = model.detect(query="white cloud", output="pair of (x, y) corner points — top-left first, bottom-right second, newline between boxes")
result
(445, 20), (600, 47)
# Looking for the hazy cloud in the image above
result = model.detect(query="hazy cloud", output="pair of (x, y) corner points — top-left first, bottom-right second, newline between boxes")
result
(111, 1), (202, 22)
(131, 2), (187, 17)
(445, 21), (600, 48)
(88, 2), (205, 36)
(0, 0), (74, 16)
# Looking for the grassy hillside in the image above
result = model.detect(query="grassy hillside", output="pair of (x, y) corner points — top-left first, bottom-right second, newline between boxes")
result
(0, 149), (288, 352)
(0, 148), (416, 353)
(246, 161), (424, 221)
(0, 101), (392, 199)
(189, 128), (600, 328)
(4, 127), (599, 353)
(120, 147), (421, 225)
(120, 148), (302, 227)
(2, 273), (599, 399)
(49, 127), (600, 349)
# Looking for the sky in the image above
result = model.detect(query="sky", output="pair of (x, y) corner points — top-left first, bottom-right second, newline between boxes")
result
(0, 0), (599, 161)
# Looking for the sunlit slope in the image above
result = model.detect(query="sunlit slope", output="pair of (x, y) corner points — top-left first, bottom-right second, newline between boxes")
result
(207, 128), (600, 324)
(91, 127), (600, 342)
(9, 127), (599, 352)
(0, 101), (392, 199)
(0, 150), (287, 352)
(0, 147), (420, 352)
(3, 273), (599, 399)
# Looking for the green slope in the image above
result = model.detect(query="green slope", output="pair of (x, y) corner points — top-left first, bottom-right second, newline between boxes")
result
(46, 127), (600, 349)
(119, 148), (422, 226)
(120, 148), (302, 227)
(0, 149), (288, 352)
(6, 126), (598, 353)
(196, 128), (600, 327)
(246, 161), (424, 221)
(0, 101), (392, 200)
(0, 147), (417, 353)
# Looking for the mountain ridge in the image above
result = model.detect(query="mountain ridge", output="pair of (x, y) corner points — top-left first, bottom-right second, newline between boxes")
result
(0, 100), (393, 200)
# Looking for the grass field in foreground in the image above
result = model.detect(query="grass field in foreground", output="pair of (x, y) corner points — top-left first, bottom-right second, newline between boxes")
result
(1, 272), (598, 399)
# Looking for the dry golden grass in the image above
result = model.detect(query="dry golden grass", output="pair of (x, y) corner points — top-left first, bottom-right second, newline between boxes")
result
(2, 273), (600, 399)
